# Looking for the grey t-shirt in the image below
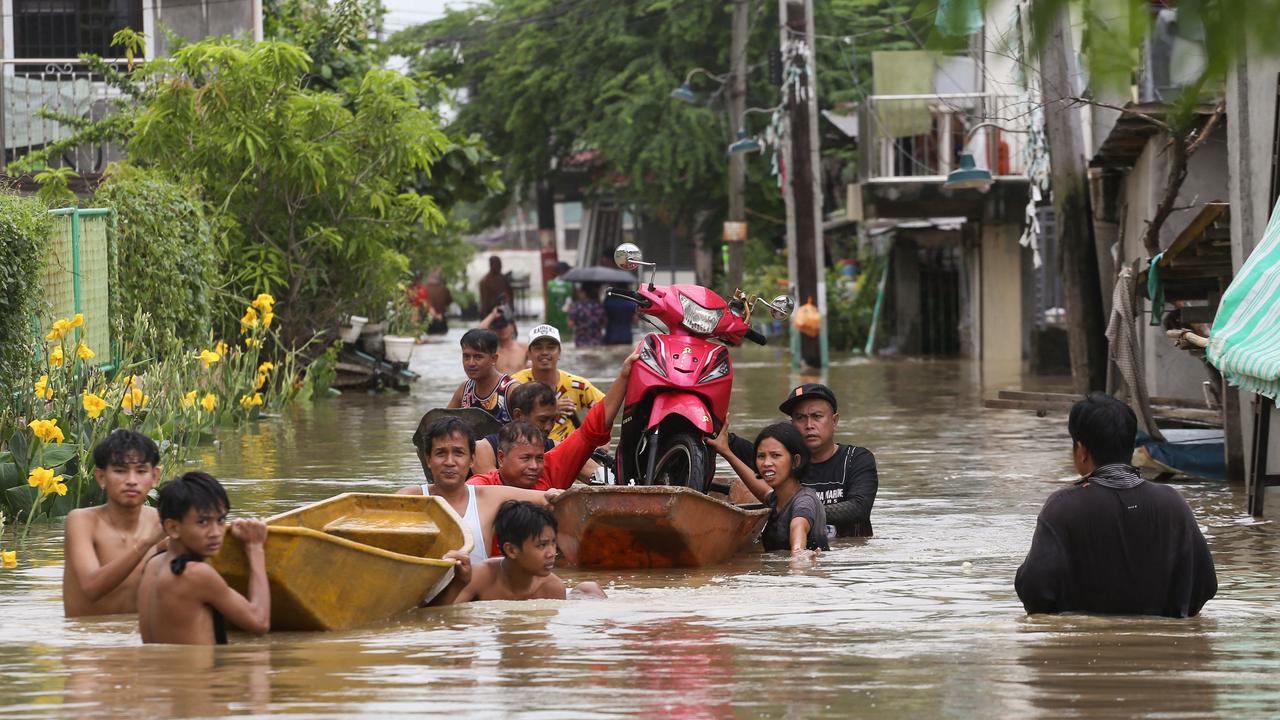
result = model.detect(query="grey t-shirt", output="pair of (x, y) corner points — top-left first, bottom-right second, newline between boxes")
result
(760, 486), (830, 552)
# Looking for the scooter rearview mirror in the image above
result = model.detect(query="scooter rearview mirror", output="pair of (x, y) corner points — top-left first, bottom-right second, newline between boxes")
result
(614, 243), (644, 270)
(769, 295), (794, 320)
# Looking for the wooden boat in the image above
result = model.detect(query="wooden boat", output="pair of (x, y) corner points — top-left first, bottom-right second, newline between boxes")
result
(210, 493), (470, 631)
(553, 485), (768, 569)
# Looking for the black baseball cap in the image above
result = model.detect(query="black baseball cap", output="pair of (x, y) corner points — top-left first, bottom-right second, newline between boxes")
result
(779, 383), (838, 415)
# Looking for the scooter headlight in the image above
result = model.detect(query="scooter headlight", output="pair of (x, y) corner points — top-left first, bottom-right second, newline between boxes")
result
(679, 294), (725, 335)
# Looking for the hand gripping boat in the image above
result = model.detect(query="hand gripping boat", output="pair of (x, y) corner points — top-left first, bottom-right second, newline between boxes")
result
(552, 486), (768, 569)
(210, 493), (471, 631)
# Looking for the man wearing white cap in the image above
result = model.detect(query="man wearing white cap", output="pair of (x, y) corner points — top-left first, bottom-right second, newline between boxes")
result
(510, 324), (605, 442)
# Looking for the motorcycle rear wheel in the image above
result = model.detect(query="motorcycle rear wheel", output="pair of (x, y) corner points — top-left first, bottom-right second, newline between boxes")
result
(650, 430), (712, 493)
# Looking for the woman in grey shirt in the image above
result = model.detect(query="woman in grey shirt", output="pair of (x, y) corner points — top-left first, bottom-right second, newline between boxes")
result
(709, 423), (828, 562)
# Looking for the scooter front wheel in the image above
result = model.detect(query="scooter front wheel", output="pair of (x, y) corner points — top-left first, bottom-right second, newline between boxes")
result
(650, 430), (713, 493)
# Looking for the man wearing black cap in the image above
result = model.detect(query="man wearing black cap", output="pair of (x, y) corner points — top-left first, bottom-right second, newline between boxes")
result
(728, 383), (878, 537)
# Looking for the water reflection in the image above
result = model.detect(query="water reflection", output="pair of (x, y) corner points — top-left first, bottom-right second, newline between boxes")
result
(3, 335), (1280, 717)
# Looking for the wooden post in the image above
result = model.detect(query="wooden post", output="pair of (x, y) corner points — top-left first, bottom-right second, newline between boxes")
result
(782, 0), (826, 369)
(725, 0), (748, 290)
(1038, 2), (1107, 392)
(536, 179), (558, 319)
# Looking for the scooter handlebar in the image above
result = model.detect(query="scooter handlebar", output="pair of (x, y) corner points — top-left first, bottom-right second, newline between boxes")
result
(744, 328), (767, 346)
(606, 288), (652, 308)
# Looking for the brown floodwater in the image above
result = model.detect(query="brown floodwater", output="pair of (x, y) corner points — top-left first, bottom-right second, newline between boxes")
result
(3, 330), (1280, 718)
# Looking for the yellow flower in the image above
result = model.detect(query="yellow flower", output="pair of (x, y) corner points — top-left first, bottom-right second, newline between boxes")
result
(200, 393), (217, 413)
(251, 293), (275, 312)
(214, 340), (229, 357)
(28, 418), (65, 444)
(49, 345), (64, 367)
(238, 392), (264, 408)
(1, 550), (15, 567)
(245, 337), (261, 348)
(27, 466), (66, 497)
(121, 387), (150, 412)
(182, 390), (198, 408)
(254, 373), (266, 391)
(76, 342), (95, 361)
(198, 348), (221, 369)
(119, 374), (139, 389)
(33, 374), (53, 401)
(82, 391), (107, 419)
(258, 361), (276, 374)
(44, 318), (71, 341)
(68, 313), (84, 329)
(262, 310), (274, 328)
(240, 306), (259, 333)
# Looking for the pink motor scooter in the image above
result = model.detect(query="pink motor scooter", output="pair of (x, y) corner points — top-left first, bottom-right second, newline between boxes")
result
(606, 243), (793, 492)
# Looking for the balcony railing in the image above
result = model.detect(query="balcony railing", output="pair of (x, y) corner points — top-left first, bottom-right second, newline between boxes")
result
(1, 59), (132, 174)
(860, 93), (1034, 182)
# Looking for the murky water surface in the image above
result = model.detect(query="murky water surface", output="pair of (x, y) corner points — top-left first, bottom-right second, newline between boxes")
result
(4, 331), (1280, 718)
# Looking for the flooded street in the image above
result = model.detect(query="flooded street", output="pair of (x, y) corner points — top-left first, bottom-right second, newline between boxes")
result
(4, 332), (1280, 718)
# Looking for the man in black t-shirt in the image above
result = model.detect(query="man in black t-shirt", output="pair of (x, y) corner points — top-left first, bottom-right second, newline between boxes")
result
(728, 384), (878, 537)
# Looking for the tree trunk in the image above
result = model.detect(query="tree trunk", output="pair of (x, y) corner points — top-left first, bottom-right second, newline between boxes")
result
(1039, 3), (1107, 393)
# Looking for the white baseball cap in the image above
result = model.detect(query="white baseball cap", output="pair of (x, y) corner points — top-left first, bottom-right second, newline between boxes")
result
(528, 324), (562, 345)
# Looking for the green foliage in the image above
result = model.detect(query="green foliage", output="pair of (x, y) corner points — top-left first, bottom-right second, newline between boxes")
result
(117, 39), (448, 341)
(32, 167), (79, 208)
(0, 192), (52, 399)
(825, 253), (887, 353)
(265, 0), (387, 92)
(96, 164), (217, 347)
(389, 1), (745, 233)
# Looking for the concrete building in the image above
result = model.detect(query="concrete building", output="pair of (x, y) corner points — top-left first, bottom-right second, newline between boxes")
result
(855, 0), (1038, 387)
(0, 0), (262, 174)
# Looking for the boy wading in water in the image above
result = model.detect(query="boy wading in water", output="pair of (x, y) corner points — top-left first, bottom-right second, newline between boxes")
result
(137, 472), (270, 645)
(63, 430), (167, 617)
(431, 501), (605, 604)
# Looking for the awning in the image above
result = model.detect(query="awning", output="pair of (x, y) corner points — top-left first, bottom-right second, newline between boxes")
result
(1207, 199), (1280, 398)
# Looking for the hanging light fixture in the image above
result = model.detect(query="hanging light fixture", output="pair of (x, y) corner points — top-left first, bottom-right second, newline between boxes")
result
(727, 102), (786, 156)
(669, 68), (726, 105)
(943, 121), (1032, 191)
(728, 130), (762, 155)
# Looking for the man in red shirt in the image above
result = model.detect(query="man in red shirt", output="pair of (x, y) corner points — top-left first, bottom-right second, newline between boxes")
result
(469, 351), (636, 490)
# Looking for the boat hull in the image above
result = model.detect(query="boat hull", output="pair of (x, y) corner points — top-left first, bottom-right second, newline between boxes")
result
(553, 486), (768, 569)
(210, 493), (470, 631)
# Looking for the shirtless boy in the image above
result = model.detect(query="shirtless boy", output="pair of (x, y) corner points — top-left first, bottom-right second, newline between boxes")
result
(480, 306), (529, 374)
(431, 501), (605, 605)
(137, 472), (270, 645)
(63, 429), (166, 617)
(396, 416), (563, 563)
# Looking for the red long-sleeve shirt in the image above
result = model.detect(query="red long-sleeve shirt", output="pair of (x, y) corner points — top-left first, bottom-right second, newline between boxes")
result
(466, 402), (610, 490)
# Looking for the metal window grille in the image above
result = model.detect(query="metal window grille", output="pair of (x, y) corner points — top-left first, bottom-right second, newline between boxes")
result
(13, 0), (144, 69)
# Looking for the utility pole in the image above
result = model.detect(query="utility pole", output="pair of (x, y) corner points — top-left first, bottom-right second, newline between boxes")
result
(781, 0), (826, 369)
(1039, 3), (1106, 392)
(725, 0), (749, 290)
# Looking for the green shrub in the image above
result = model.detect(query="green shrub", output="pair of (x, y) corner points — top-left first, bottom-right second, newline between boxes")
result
(0, 192), (52, 398)
(96, 164), (216, 347)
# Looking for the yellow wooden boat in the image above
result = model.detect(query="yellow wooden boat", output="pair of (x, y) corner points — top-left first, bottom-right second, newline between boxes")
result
(210, 493), (471, 631)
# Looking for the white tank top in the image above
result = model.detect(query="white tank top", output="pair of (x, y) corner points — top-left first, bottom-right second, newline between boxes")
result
(422, 483), (488, 565)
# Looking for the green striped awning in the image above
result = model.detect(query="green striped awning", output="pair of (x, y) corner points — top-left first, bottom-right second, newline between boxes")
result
(1208, 199), (1280, 398)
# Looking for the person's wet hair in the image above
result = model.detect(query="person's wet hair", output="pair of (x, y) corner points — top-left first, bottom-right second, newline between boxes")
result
(417, 416), (475, 455)
(158, 471), (230, 523)
(460, 328), (499, 355)
(497, 421), (545, 455)
(509, 381), (556, 417)
(92, 429), (160, 469)
(494, 500), (557, 557)
(754, 422), (811, 481)
(1068, 392), (1137, 466)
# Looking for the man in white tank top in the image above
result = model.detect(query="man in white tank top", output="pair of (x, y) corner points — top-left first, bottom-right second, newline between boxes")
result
(396, 416), (562, 562)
